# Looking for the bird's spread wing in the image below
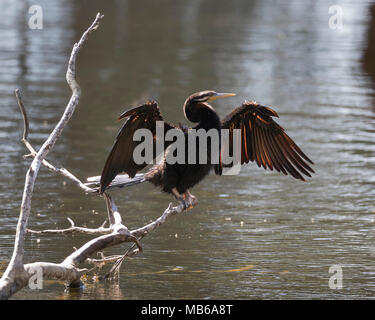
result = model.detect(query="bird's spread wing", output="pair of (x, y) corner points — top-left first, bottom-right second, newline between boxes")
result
(215, 101), (314, 180)
(100, 101), (177, 192)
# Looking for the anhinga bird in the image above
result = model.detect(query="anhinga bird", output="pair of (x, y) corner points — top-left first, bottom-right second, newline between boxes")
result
(94, 91), (314, 209)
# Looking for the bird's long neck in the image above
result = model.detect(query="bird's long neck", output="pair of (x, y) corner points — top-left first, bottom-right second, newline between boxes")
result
(185, 102), (221, 130)
(196, 111), (221, 132)
(184, 101), (222, 166)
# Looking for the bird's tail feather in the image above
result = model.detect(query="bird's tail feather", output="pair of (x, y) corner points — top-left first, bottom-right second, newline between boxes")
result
(86, 173), (145, 192)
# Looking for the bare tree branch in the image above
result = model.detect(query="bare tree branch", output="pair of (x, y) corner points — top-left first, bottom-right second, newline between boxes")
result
(27, 217), (111, 235)
(131, 202), (185, 238)
(0, 12), (193, 300)
(0, 12), (104, 300)
(15, 89), (96, 194)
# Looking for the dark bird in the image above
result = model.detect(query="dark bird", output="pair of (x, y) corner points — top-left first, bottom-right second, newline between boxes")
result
(92, 91), (314, 209)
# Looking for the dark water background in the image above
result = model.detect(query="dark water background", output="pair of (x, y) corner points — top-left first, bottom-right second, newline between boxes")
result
(1, 0), (375, 299)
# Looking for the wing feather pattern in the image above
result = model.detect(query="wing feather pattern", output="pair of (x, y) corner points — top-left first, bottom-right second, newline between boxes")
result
(217, 101), (314, 180)
(100, 101), (176, 193)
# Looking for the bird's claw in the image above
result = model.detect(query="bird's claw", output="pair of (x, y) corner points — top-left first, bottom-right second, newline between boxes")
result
(172, 188), (198, 211)
(181, 192), (198, 211)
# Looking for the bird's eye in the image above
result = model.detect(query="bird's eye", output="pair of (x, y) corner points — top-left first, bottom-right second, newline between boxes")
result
(195, 95), (210, 102)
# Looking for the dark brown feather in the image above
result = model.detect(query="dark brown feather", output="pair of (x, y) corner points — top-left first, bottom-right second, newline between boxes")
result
(100, 101), (177, 193)
(219, 101), (314, 181)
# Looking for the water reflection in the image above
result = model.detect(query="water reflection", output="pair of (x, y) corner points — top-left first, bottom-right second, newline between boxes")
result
(1, 0), (375, 299)
(363, 3), (375, 115)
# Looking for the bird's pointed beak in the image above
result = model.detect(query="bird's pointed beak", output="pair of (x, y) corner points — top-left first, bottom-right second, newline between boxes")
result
(207, 92), (236, 102)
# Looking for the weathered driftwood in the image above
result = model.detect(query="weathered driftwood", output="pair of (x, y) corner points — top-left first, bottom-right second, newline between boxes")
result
(0, 13), (190, 300)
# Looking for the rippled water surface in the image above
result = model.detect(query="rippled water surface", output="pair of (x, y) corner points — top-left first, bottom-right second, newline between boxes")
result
(1, 0), (375, 299)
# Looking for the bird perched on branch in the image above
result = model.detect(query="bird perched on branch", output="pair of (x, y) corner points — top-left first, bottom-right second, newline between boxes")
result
(89, 91), (314, 209)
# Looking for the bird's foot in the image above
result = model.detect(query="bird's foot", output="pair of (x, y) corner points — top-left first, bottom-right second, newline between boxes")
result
(172, 188), (198, 211)
(181, 191), (198, 211)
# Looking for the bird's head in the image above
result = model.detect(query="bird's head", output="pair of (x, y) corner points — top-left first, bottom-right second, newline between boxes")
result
(183, 90), (236, 122)
(189, 90), (236, 103)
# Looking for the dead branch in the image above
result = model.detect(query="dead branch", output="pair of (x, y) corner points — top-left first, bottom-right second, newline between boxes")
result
(27, 218), (110, 236)
(15, 89), (96, 194)
(131, 202), (185, 238)
(0, 12), (190, 300)
(0, 12), (104, 300)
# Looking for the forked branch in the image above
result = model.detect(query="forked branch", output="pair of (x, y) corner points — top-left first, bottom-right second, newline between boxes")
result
(0, 12), (104, 300)
(0, 12), (190, 300)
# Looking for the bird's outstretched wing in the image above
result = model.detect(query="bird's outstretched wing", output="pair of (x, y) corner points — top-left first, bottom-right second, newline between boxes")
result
(100, 101), (177, 193)
(215, 101), (314, 180)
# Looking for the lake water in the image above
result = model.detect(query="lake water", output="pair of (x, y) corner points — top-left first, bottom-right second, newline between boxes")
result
(1, 0), (375, 299)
